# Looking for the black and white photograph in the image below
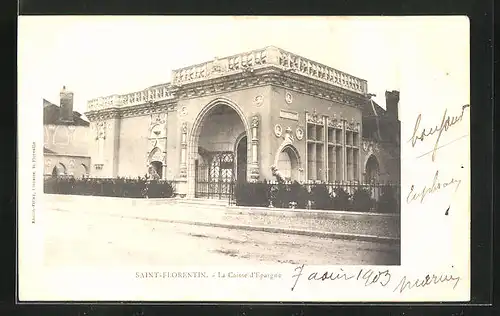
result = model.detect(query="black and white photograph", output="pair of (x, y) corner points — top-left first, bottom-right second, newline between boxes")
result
(18, 16), (470, 302)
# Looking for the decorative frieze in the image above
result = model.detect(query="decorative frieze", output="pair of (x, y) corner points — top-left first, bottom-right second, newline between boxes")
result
(328, 114), (343, 129)
(306, 109), (324, 125)
(346, 118), (361, 132)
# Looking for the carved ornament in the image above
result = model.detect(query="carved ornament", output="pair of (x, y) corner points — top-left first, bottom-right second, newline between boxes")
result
(306, 109), (324, 125)
(274, 124), (283, 137)
(295, 127), (304, 140)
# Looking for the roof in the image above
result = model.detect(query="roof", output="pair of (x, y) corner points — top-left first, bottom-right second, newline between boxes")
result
(44, 147), (57, 154)
(43, 99), (90, 126)
(362, 98), (387, 118)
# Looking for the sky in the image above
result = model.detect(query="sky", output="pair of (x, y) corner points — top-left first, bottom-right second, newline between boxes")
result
(18, 16), (408, 116)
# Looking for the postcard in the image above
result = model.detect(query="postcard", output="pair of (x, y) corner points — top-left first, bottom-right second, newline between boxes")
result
(17, 16), (470, 302)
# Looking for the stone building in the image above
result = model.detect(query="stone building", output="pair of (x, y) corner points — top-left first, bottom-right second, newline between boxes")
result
(85, 46), (400, 198)
(43, 87), (91, 177)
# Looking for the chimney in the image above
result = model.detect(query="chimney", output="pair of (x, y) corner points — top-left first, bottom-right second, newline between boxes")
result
(60, 86), (74, 122)
(385, 90), (400, 120)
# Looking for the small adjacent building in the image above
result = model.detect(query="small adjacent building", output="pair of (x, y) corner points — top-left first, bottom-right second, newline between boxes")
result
(84, 46), (400, 199)
(43, 86), (91, 178)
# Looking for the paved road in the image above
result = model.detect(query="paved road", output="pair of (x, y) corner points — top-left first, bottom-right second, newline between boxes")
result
(43, 205), (400, 268)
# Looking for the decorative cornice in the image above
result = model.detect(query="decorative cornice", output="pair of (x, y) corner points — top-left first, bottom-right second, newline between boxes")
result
(85, 101), (176, 121)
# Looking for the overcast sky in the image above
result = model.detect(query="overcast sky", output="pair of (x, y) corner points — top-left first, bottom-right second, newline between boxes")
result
(18, 16), (468, 118)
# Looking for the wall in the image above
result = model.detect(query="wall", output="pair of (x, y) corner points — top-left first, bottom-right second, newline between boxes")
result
(116, 115), (150, 178)
(44, 154), (91, 177)
(44, 124), (90, 157)
(267, 87), (363, 181)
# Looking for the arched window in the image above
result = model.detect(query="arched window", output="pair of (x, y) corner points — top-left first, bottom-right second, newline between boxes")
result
(277, 151), (292, 180)
(149, 161), (163, 179)
(52, 163), (66, 176)
(365, 155), (380, 183)
(276, 145), (300, 181)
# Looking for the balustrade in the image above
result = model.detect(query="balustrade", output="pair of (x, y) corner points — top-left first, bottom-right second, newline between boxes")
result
(88, 46), (368, 112)
(87, 83), (175, 111)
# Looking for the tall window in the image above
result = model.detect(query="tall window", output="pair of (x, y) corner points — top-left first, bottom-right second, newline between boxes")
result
(308, 113), (360, 183)
(327, 120), (343, 182)
(306, 113), (325, 181)
(345, 128), (360, 181)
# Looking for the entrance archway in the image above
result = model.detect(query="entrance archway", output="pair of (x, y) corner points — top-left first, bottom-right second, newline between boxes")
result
(235, 134), (247, 183)
(188, 98), (251, 199)
(52, 163), (66, 177)
(149, 161), (163, 179)
(276, 145), (301, 181)
(365, 154), (380, 183)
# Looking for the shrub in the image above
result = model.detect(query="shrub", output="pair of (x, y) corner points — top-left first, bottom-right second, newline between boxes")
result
(289, 181), (309, 209)
(332, 187), (351, 211)
(43, 176), (175, 198)
(377, 185), (399, 214)
(235, 182), (269, 207)
(309, 184), (333, 210)
(351, 187), (375, 212)
(270, 182), (291, 208)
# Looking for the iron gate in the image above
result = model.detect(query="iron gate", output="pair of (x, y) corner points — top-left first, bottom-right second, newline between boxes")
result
(195, 151), (235, 199)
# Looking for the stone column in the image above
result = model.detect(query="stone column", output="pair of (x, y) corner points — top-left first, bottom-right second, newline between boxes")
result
(249, 115), (260, 181)
(179, 122), (188, 177)
(176, 121), (188, 197)
(342, 120), (346, 182)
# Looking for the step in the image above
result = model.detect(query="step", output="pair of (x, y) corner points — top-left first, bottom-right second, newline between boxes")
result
(175, 198), (230, 207)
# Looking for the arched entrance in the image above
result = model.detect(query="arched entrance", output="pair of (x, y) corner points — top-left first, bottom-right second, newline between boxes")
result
(188, 98), (251, 199)
(235, 134), (247, 183)
(52, 163), (66, 177)
(79, 163), (89, 178)
(276, 145), (301, 181)
(365, 154), (380, 183)
(149, 161), (163, 179)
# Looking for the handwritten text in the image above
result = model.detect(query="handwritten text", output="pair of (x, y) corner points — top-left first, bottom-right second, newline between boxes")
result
(406, 170), (461, 204)
(409, 104), (469, 161)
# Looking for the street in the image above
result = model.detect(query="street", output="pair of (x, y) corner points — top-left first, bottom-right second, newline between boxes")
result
(43, 202), (400, 267)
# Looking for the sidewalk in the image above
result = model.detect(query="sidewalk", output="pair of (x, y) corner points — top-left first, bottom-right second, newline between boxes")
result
(46, 194), (401, 244)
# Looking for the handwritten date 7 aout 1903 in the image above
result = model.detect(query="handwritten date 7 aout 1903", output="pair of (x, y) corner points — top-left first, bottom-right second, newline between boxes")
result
(291, 265), (391, 291)
(291, 264), (461, 294)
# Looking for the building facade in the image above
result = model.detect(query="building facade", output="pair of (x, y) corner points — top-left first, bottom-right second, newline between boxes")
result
(43, 87), (91, 178)
(85, 46), (400, 198)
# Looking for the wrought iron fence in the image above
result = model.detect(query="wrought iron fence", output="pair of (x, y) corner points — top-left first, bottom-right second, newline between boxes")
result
(231, 180), (401, 213)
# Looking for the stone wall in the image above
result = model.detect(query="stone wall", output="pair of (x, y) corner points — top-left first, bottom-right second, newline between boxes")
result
(44, 154), (91, 177)
(44, 124), (90, 157)
(267, 86), (363, 181)
(116, 115), (150, 178)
